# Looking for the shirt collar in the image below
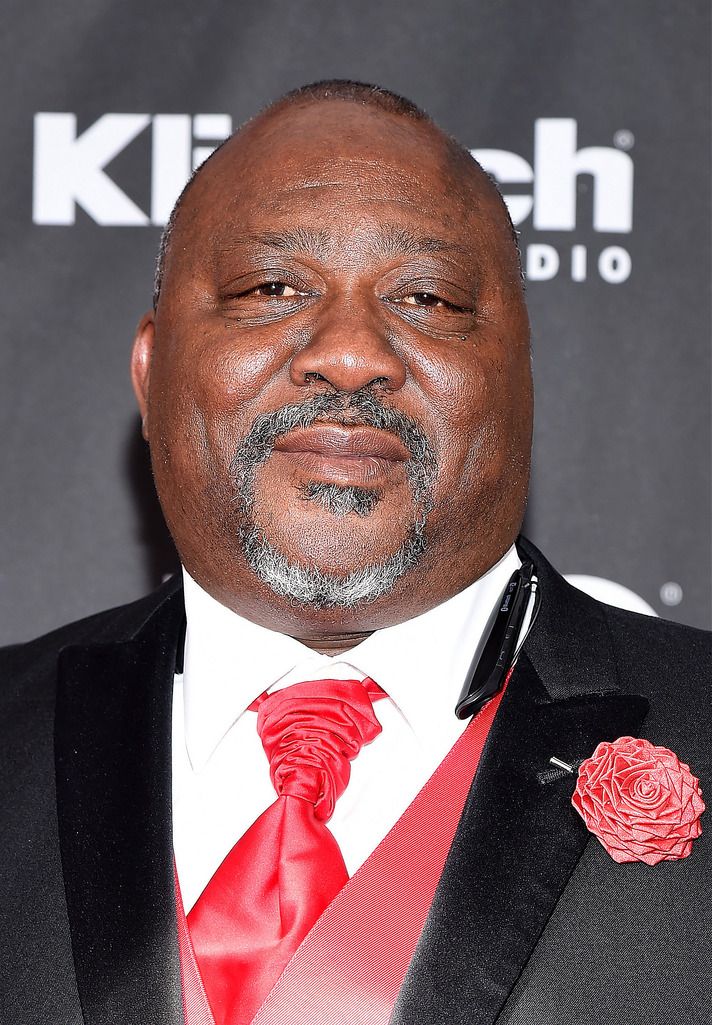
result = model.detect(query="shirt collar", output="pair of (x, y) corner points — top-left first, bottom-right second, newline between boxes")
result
(181, 546), (520, 771)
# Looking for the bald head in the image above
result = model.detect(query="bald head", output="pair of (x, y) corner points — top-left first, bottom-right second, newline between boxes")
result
(153, 80), (520, 309)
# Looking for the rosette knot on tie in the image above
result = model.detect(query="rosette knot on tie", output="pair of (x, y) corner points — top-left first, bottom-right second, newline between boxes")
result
(256, 678), (383, 821)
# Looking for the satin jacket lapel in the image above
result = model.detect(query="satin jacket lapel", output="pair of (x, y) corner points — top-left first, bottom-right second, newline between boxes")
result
(392, 544), (650, 1025)
(54, 584), (185, 1025)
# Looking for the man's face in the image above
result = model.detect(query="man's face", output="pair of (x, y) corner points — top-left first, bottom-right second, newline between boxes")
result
(132, 100), (532, 638)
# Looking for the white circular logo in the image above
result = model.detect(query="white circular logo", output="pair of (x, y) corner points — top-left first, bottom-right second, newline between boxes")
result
(659, 581), (683, 607)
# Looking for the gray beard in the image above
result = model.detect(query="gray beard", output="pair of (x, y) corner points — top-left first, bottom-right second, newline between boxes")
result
(299, 482), (380, 517)
(241, 518), (427, 608)
(230, 391), (437, 609)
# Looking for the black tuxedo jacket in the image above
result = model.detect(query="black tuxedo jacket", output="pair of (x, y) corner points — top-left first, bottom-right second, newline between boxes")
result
(1, 539), (710, 1025)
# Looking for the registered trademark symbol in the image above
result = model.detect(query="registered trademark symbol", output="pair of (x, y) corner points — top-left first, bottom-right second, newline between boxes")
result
(660, 581), (683, 606)
(614, 129), (635, 150)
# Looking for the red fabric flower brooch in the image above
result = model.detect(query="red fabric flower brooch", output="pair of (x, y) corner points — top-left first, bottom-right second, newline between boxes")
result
(569, 736), (705, 865)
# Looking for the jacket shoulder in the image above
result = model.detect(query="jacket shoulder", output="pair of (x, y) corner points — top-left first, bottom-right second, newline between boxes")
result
(599, 601), (711, 741)
(0, 575), (183, 700)
(602, 599), (711, 667)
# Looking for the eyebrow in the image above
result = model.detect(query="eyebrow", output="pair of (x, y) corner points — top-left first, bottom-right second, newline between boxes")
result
(371, 224), (469, 259)
(228, 224), (468, 261)
(234, 229), (333, 257)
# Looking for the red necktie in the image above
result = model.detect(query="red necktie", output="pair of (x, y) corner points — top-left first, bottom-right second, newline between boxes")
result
(187, 677), (384, 1025)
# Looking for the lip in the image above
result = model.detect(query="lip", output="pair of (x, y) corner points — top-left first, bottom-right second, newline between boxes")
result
(271, 425), (411, 487)
(273, 425), (411, 462)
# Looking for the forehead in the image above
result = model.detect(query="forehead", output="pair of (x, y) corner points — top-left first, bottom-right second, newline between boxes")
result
(186, 103), (497, 239)
(160, 102), (520, 297)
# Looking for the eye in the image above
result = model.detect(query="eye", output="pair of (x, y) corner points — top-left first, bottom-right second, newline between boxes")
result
(380, 282), (476, 337)
(252, 281), (300, 297)
(402, 291), (447, 308)
(218, 273), (315, 324)
(395, 291), (470, 313)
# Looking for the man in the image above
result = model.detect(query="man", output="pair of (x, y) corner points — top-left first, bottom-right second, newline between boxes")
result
(1, 81), (709, 1025)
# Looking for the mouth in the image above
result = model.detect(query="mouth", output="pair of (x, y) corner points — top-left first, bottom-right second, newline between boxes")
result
(272, 424), (411, 486)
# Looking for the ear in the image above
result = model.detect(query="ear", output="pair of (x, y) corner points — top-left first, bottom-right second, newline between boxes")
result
(131, 312), (156, 441)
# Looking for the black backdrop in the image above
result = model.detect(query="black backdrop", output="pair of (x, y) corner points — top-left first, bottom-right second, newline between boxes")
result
(2, 0), (710, 643)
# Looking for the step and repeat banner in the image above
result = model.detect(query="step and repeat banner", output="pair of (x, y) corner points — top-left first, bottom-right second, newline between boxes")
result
(1, 0), (709, 642)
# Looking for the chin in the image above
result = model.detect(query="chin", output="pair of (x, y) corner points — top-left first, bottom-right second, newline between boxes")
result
(240, 518), (427, 610)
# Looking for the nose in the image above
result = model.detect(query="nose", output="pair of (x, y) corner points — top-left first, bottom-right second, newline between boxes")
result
(289, 293), (407, 393)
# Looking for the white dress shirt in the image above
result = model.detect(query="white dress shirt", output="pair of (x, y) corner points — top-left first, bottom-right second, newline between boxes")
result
(172, 546), (521, 912)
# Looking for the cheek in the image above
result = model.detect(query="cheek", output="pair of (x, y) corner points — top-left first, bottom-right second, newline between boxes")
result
(180, 323), (289, 407)
(149, 323), (292, 468)
(207, 321), (296, 404)
(414, 352), (489, 473)
(416, 342), (530, 504)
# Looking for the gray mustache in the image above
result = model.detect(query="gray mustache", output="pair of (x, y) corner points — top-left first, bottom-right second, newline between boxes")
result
(231, 390), (438, 510)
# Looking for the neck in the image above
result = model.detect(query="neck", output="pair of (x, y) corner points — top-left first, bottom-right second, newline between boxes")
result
(294, 630), (374, 656)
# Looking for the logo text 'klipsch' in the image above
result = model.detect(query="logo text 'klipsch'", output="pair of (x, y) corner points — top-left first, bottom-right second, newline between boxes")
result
(33, 114), (634, 283)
